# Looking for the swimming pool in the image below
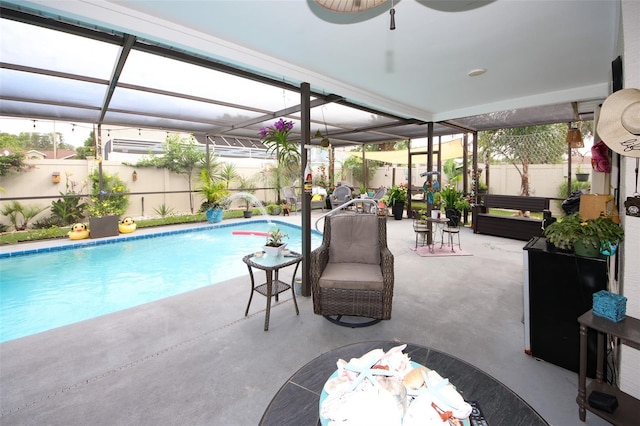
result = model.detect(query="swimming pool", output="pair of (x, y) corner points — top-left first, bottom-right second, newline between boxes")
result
(0, 220), (322, 343)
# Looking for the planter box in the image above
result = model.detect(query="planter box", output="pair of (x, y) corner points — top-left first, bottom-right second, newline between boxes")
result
(575, 173), (590, 182)
(89, 215), (119, 238)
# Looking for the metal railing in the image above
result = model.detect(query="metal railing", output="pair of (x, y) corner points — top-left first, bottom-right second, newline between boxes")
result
(314, 198), (380, 232)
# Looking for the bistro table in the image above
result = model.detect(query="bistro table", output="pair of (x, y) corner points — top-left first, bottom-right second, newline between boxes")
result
(422, 216), (450, 251)
(260, 341), (549, 426)
(242, 251), (302, 331)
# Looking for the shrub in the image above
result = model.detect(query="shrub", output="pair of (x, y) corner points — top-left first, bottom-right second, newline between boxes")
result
(87, 170), (129, 216)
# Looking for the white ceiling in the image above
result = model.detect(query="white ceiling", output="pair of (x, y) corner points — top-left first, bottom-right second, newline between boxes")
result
(0, 0), (621, 142)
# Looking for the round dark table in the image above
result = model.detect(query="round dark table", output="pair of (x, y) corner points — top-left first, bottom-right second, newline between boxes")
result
(260, 341), (548, 426)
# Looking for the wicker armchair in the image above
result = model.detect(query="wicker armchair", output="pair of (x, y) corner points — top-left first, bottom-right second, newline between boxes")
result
(329, 185), (353, 210)
(310, 215), (394, 327)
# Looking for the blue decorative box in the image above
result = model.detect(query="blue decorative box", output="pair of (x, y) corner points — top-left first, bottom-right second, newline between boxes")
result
(593, 290), (627, 322)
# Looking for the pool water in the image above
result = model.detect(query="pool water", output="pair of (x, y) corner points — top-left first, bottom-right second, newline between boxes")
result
(0, 220), (322, 343)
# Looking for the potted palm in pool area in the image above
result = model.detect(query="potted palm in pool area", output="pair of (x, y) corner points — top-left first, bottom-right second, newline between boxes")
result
(198, 170), (230, 223)
(237, 174), (258, 218)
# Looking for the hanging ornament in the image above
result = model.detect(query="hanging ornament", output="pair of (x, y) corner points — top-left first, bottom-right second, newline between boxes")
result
(304, 162), (313, 194)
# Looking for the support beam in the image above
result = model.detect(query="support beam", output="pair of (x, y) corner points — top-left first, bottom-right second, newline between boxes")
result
(301, 82), (312, 297)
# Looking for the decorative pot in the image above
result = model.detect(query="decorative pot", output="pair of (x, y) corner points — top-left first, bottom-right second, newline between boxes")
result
(445, 209), (460, 227)
(262, 243), (286, 257)
(243, 210), (253, 218)
(574, 240), (600, 258)
(391, 202), (405, 220)
(600, 241), (618, 256)
(89, 215), (119, 238)
(206, 208), (223, 223)
(575, 173), (590, 182)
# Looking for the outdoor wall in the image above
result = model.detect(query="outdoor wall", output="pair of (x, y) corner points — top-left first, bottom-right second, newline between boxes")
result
(0, 158), (274, 227)
(1, 157), (601, 228)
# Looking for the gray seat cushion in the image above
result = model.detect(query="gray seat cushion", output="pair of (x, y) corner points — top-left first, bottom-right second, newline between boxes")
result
(328, 215), (380, 264)
(318, 263), (383, 290)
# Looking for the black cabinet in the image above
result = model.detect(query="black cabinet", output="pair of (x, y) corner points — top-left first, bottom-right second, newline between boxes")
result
(523, 237), (607, 377)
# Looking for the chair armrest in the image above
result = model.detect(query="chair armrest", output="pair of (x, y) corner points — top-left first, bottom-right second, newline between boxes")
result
(310, 244), (330, 294)
(380, 247), (394, 291)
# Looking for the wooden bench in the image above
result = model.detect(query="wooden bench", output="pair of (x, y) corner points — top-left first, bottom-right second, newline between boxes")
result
(473, 194), (552, 241)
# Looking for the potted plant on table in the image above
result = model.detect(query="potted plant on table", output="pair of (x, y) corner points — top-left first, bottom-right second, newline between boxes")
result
(87, 170), (129, 238)
(387, 185), (407, 220)
(543, 212), (624, 257)
(263, 228), (289, 257)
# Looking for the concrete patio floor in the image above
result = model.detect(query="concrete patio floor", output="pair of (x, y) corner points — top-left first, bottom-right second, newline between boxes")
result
(0, 213), (611, 425)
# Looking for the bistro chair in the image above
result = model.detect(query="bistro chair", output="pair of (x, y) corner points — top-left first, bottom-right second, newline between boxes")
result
(441, 209), (462, 252)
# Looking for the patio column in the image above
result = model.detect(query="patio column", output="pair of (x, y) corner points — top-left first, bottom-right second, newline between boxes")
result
(301, 82), (312, 297)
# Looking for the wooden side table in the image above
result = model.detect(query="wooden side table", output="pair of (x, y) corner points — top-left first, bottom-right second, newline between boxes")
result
(577, 310), (640, 425)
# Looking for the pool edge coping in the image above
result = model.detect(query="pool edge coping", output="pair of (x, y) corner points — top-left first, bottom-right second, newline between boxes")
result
(0, 219), (321, 258)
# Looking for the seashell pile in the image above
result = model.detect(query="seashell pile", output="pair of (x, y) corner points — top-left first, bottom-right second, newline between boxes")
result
(320, 344), (472, 426)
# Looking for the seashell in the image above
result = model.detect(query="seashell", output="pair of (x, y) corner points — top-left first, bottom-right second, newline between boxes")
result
(402, 366), (430, 389)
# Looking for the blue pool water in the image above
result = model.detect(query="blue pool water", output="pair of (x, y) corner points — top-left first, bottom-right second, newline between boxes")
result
(0, 220), (322, 343)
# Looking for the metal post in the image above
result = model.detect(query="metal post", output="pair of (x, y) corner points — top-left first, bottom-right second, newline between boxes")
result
(427, 123), (434, 243)
(301, 82), (312, 297)
(407, 140), (412, 217)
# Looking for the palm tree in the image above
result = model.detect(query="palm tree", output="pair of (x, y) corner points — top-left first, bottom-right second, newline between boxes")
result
(219, 163), (239, 189)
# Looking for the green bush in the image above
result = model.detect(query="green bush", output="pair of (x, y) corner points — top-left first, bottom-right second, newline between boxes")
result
(87, 170), (129, 216)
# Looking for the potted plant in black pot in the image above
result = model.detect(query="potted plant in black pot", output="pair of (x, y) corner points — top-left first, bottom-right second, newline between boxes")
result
(236, 174), (258, 218)
(440, 185), (470, 226)
(387, 185), (407, 220)
(575, 164), (590, 182)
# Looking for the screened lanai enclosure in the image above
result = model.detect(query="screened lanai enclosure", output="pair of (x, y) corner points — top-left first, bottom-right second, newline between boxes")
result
(0, 4), (606, 208)
(0, 5), (604, 149)
(0, 1), (618, 295)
